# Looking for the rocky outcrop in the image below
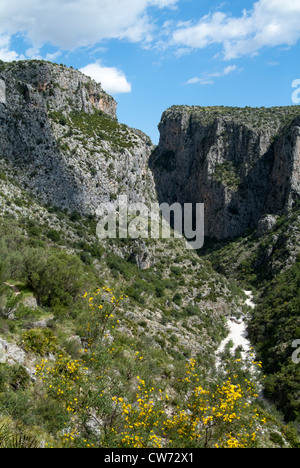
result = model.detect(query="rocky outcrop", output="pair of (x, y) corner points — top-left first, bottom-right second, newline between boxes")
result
(256, 214), (279, 237)
(149, 106), (300, 240)
(0, 60), (156, 215)
(0, 338), (25, 366)
(1, 60), (117, 119)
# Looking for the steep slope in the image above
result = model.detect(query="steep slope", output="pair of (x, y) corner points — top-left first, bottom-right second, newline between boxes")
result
(149, 105), (300, 240)
(0, 60), (156, 214)
(0, 184), (294, 447)
(202, 199), (300, 422)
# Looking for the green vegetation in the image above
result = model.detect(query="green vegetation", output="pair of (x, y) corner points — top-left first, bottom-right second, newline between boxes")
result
(249, 257), (300, 422)
(0, 205), (296, 448)
(202, 203), (300, 426)
(0, 63), (299, 447)
(166, 105), (300, 134)
(68, 111), (135, 149)
(152, 149), (176, 172)
(214, 161), (241, 191)
(21, 329), (58, 356)
(0, 416), (40, 448)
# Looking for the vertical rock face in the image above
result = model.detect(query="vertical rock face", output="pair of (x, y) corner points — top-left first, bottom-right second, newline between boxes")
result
(266, 121), (300, 213)
(149, 106), (300, 240)
(1, 60), (117, 119)
(0, 61), (156, 214)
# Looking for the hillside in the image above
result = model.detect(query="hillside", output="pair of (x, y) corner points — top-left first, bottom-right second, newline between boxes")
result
(202, 202), (300, 422)
(0, 61), (299, 448)
(0, 60), (156, 214)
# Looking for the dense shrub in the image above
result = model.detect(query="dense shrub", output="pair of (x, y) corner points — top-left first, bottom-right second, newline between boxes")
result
(0, 364), (30, 392)
(46, 229), (61, 242)
(23, 249), (87, 307)
(21, 328), (58, 356)
(249, 256), (300, 421)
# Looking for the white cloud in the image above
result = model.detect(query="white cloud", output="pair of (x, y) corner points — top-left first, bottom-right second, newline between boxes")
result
(0, 48), (19, 62)
(80, 62), (132, 94)
(0, 0), (178, 51)
(45, 51), (62, 62)
(185, 77), (214, 86)
(185, 65), (239, 85)
(25, 47), (43, 60)
(172, 0), (300, 59)
(222, 65), (238, 75)
(0, 35), (23, 62)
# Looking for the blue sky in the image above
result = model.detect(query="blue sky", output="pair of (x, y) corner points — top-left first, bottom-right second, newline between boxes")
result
(1, 0), (300, 143)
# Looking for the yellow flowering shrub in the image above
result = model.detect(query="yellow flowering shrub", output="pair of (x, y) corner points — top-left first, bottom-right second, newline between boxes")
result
(35, 289), (268, 449)
(111, 377), (165, 448)
(35, 354), (88, 408)
(163, 376), (261, 448)
(79, 287), (126, 349)
(109, 357), (265, 449)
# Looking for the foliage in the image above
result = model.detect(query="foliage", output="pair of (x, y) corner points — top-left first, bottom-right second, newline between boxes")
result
(23, 249), (88, 307)
(249, 257), (300, 421)
(69, 111), (134, 149)
(152, 149), (176, 172)
(0, 417), (39, 448)
(32, 291), (273, 449)
(214, 161), (241, 191)
(0, 364), (30, 392)
(0, 197), (298, 447)
(21, 328), (58, 356)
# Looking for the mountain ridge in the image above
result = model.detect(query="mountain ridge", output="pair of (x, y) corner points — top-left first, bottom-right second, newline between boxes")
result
(0, 60), (156, 215)
(150, 105), (300, 240)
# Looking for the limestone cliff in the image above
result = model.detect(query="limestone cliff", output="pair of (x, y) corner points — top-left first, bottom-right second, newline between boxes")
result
(149, 105), (300, 240)
(1, 60), (117, 119)
(0, 60), (156, 215)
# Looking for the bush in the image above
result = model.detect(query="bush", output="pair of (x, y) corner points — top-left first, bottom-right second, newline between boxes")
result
(0, 417), (39, 448)
(69, 212), (81, 222)
(173, 293), (182, 305)
(249, 257), (300, 421)
(8, 364), (31, 391)
(184, 304), (200, 316)
(21, 328), (58, 356)
(24, 249), (88, 307)
(46, 229), (61, 242)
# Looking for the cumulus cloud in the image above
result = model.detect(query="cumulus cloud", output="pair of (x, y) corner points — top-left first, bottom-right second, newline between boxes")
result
(80, 63), (132, 94)
(0, 35), (23, 62)
(0, 0), (178, 50)
(172, 0), (300, 59)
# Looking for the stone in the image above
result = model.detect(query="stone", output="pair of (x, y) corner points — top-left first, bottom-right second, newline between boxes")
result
(256, 215), (279, 237)
(32, 320), (48, 329)
(22, 296), (38, 310)
(0, 338), (25, 365)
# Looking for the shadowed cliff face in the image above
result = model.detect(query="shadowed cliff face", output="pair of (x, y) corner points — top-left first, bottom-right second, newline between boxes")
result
(149, 106), (300, 240)
(0, 61), (156, 214)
